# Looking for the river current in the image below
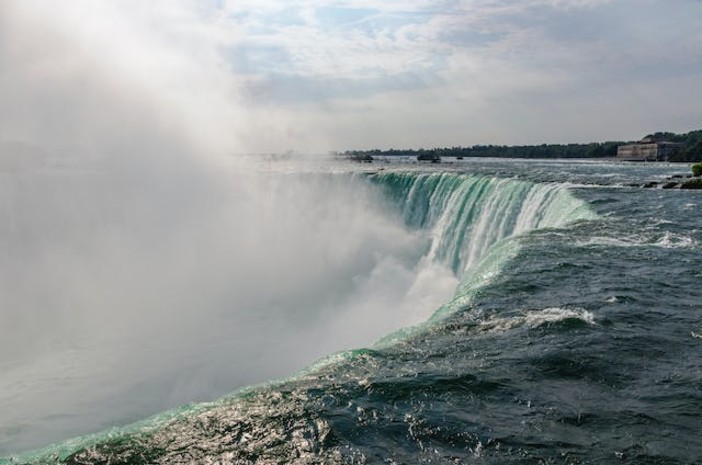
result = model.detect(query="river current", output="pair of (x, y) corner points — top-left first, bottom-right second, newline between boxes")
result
(1, 158), (701, 464)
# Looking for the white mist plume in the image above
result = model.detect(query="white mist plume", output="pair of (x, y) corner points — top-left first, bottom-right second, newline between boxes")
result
(0, 0), (244, 165)
(0, 1), (458, 454)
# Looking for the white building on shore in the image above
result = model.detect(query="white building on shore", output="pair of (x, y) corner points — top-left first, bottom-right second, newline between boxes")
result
(617, 136), (683, 162)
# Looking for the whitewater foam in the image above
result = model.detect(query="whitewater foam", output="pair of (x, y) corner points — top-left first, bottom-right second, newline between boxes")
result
(477, 308), (596, 333)
(577, 231), (696, 249)
(655, 231), (696, 249)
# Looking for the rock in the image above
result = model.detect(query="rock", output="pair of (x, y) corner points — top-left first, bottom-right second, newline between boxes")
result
(417, 153), (441, 163)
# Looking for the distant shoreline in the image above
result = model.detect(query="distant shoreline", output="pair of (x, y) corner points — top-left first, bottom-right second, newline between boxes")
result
(340, 129), (702, 163)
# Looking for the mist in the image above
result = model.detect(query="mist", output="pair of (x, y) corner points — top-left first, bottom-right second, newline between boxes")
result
(0, 2), (458, 454)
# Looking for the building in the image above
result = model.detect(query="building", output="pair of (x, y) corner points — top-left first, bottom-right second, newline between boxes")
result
(617, 137), (683, 162)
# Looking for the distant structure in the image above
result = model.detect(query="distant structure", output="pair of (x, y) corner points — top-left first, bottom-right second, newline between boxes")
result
(417, 152), (441, 163)
(617, 136), (683, 162)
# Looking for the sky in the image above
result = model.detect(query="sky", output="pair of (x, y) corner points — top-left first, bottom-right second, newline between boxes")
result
(1, 0), (701, 154)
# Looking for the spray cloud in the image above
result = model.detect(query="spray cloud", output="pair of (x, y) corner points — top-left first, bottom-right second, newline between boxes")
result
(0, 1), (456, 454)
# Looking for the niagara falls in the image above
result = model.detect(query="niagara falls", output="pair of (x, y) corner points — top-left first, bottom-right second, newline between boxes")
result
(1, 1), (701, 464)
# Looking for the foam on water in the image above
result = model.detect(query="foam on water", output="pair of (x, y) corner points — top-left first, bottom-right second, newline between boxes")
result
(577, 231), (696, 249)
(476, 307), (596, 333)
(655, 231), (696, 249)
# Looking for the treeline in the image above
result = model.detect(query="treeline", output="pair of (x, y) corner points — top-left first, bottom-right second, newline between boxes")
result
(342, 129), (702, 162)
(343, 143), (621, 160)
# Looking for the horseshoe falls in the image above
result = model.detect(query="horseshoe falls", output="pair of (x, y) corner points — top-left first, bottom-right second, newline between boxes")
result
(1, 159), (701, 465)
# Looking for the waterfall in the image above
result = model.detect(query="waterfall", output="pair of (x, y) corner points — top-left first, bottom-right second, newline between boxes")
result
(369, 171), (597, 319)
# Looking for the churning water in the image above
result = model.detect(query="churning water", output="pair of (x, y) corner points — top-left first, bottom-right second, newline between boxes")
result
(1, 158), (701, 464)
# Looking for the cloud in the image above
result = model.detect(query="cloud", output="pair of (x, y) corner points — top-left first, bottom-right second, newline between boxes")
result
(209, 0), (702, 149)
(3, 0), (701, 152)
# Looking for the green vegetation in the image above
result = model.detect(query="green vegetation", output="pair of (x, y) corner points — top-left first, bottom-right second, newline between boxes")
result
(343, 142), (622, 160)
(342, 129), (702, 162)
(681, 178), (702, 189)
(692, 162), (702, 177)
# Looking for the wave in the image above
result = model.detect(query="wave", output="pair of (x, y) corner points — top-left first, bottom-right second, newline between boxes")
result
(577, 231), (696, 249)
(475, 307), (596, 333)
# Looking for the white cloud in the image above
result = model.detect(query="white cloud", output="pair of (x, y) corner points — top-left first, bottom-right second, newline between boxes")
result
(217, 0), (702, 150)
(2, 0), (700, 152)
